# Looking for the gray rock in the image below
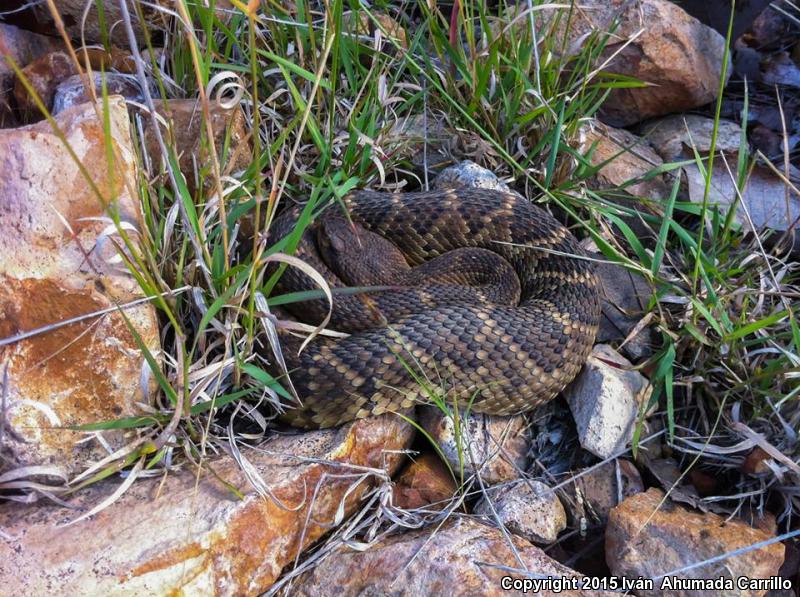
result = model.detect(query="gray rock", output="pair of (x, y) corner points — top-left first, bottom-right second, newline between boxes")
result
(26, 0), (166, 46)
(53, 73), (146, 114)
(561, 345), (652, 459)
(685, 162), (800, 234)
(475, 480), (567, 544)
(594, 259), (657, 361)
(433, 160), (514, 193)
(641, 114), (743, 161)
(641, 115), (800, 235)
(386, 113), (455, 174)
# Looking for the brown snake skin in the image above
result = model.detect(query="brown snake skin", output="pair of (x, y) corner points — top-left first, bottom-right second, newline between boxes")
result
(268, 188), (600, 428)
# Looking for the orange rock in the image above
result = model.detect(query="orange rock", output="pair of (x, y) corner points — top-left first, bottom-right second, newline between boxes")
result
(542, 0), (729, 127)
(14, 50), (76, 116)
(0, 415), (414, 595)
(0, 97), (159, 474)
(292, 517), (607, 596)
(0, 23), (62, 125)
(579, 121), (670, 201)
(688, 469), (719, 497)
(742, 446), (772, 475)
(393, 452), (457, 510)
(606, 488), (785, 596)
(355, 12), (408, 48)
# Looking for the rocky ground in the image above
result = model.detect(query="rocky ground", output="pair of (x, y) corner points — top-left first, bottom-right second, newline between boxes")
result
(0, 1), (799, 595)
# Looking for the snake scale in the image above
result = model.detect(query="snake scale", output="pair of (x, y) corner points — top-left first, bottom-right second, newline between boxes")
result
(267, 188), (600, 429)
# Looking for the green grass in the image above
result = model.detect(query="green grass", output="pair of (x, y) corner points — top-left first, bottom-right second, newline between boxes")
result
(10, 0), (798, 532)
(47, 0), (630, 476)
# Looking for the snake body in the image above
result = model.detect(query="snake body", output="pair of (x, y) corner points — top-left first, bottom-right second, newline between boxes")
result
(269, 188), (600, 429)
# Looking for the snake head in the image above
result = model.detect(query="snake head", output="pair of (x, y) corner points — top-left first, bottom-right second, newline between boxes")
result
(316, 216), (359, 272)
(317, 214), (410, 287)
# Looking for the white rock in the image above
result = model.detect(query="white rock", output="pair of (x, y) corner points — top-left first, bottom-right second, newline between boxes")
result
(433, 160), (514, 193)
(474, 479), (567, 544)
(561, 344), (652, 459)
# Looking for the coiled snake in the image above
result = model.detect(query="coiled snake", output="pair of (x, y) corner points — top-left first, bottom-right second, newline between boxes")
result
(268, 188), (600, 429)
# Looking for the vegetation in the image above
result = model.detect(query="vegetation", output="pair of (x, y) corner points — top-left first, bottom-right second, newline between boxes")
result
(6, 0), (799, 577)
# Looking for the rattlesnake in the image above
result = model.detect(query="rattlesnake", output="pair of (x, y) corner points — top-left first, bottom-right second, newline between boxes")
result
(267, 188), (599, 428)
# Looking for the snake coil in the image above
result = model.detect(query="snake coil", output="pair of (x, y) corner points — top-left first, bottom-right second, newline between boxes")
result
(268, 188), (600, 429)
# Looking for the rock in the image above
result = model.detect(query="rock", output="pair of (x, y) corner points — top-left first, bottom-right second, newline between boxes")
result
(686, 469), (719, 497)
(355, 11), (408, 49)
(561, 344), (652, 459)
(384, 113), (456, 174)
(742, 2), (790, 48)
(0, 23), (62, 126)
(680, 0), (774, 41)
(0, 97), (160, 474)
(0, 415), (414, 595)
(433, 159), (514, 194)
(474, 480), (567, 544)
(15, 47), (139, 118)
(419, 407), (529, 485)
(566, 459), (644, 525)
(761, 51), (800, 88)
(393, 452), (458, 511)
(641, 457), (708, 511)
(594, 259), (657, 361)
(732, 43), (763, 81)
(140, 99), (251, 193)
(742, 446), (773, 475)
(53, 73), (145, 114)
(749, 124), (783, 159)
(687, 163), (800, 235)
(641, 114), (743, 162)
(291, 517), (606, 596)
(580, 121), (669, 201)
(606, 488), (786, 596)
(27, 0), (168, 46)
(775, 540), (800, 597)
(549, 0), (729, 126)
(739, 505), (778, 536)
(13, 50), (77, 117)
(641, 114), (800, 236)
